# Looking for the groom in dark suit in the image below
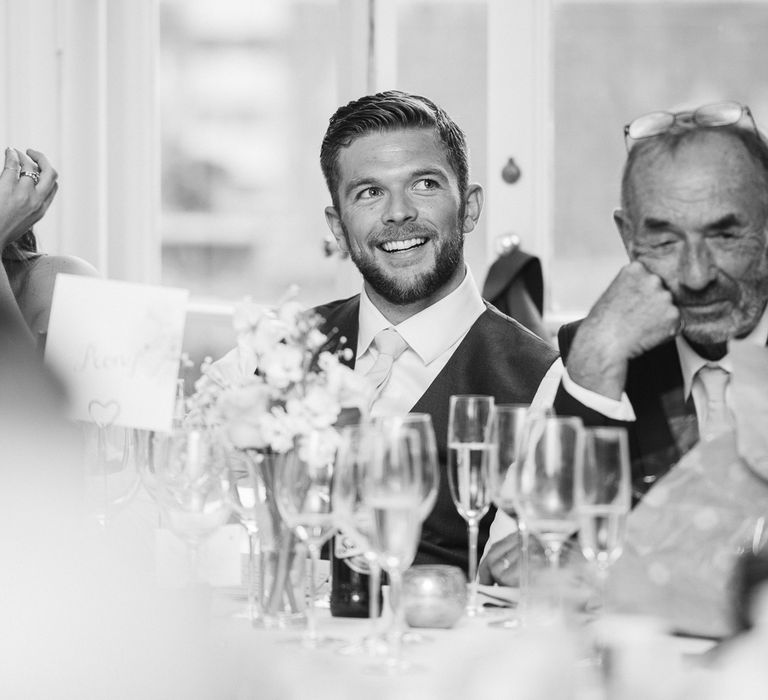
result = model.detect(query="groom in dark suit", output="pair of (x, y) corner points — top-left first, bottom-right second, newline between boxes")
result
(482, 103), (768, 585)
(316, 90), (559, 575)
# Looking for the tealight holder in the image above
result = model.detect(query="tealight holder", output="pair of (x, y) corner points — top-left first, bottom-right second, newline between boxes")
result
(403, 565), (467, 629)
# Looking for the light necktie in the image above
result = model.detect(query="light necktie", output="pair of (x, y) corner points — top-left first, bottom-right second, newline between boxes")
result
(696, 363), (733, 441)
(365, 328), (408, 408)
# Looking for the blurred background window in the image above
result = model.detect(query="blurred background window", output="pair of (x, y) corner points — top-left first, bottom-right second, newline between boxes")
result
(550, 0), (768, 318)
(159, 0), (345, 307)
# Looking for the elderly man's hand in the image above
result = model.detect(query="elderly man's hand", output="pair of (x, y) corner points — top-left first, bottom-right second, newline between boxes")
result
(478, 535), (521, 587)
(479, 533), (586, 588)
(565, 261), (680, 399)
(0, 147), (59, 248)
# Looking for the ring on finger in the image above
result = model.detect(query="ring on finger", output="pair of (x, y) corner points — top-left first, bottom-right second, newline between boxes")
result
(20, 170), (40, 185)
(501, 557), (511, 571)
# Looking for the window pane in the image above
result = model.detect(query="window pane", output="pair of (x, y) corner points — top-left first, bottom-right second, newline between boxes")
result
(159, 0), (346, 307)
(552, 1), (768, 315)
(395, 0), (489, 285)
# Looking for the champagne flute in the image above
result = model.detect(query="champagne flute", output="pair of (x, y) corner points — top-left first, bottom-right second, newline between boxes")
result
(273, 430), (340, 649)
(575, 427), (631, 611)
(446, 395), (496, 617)
(487, 404), (545, 629)
(515, 415), (584, 606)
(332, 424), (386, 655)
(363, 424), (424, 673)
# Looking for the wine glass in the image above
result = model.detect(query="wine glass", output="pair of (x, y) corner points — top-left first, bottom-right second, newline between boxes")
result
(373, 414), (440, 644)
(515, 415), (584, 607)
(273, 430), (340, 649)
(227, 450), (265, 624)
(575, 426), (631, 612)
(332, 424), (386, 655)
(446, 394), (496, 617)
(363, 423), (424, 673)
(82, 423), (144, 529)
(374, 414), (439, 523)
(146, 427), (232, 586)
(486, 403), (545, 629)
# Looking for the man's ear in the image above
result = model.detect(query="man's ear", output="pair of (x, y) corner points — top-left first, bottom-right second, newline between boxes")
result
(461, 183), (484, 234)
(324, 206), (349, 253)
(613, 208), (635, 258)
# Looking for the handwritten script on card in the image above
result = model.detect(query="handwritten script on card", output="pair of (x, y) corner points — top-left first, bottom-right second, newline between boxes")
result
(44, 274), (189, 432)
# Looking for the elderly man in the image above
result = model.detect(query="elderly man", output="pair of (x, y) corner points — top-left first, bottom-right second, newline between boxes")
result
(316, 90), (559, 575)
(483, 101), (768, 584)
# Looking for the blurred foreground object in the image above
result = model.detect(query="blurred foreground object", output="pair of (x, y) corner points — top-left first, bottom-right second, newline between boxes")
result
(604, 342), (768, 639)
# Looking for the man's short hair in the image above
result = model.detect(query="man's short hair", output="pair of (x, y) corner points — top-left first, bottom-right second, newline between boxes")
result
(621, 124), (768, 219)
(320, 90), (469, 210)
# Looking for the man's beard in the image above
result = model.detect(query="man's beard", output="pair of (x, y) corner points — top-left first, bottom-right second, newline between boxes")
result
(677, 271), (768, 345)
(342, 219), (465, 306)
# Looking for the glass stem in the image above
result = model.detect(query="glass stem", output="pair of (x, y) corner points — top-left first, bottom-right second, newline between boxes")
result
(387, 568), (404, 665)
(247, 531), (258, 624)
(595, 563), (609, 613)
(467, 519), (480, 615)
(368, 560), (381, 630)
(518, 519), (530, 621)
(305, 543), (320, 642)
(187, 540), (201, 587)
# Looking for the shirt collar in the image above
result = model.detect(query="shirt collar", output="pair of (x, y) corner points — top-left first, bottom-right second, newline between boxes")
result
(676, 302), (768, 399)
(357, 266), (486, 364)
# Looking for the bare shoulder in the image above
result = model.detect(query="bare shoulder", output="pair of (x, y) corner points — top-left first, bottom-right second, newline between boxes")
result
(19, 254), (100, 334)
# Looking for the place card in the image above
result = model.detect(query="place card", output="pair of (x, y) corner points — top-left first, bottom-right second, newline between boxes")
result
(45, 274), (188, 432)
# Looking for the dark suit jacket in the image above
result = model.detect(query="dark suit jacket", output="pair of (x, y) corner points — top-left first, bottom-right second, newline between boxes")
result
(315, 294), (559, 575)
(553, 320), (700, 499)
(482, 248), (549, 341)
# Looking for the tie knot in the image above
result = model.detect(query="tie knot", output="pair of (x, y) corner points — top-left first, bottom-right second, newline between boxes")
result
(373, 327), (408, 361)
(697, 364), (730, 403)
(696, 363), (733, 441)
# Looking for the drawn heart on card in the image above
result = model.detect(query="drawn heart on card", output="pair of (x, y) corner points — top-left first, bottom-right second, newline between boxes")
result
(88, 399), (121, 428)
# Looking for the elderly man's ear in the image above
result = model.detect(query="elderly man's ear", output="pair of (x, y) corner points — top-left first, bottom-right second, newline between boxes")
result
(613, 208), (636, 258)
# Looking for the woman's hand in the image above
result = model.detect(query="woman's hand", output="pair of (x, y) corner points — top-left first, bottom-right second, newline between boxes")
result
(0, 147), (58, 249)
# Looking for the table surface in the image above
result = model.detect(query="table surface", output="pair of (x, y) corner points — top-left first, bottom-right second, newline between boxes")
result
(204, 587), (716, 700)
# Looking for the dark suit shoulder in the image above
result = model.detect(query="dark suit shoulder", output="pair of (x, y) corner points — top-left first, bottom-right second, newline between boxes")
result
(482, 303), (558, 364)
(311, 295), (360, 367)
(312, 295), (359, 320)
(462, 305), (559, 394)
(557, 319), (583, 361)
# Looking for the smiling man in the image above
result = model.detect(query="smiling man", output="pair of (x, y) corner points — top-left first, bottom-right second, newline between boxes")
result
(316, 91), (559, 574)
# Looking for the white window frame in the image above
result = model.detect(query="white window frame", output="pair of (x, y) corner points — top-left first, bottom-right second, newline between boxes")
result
(1, 0), (159, 284)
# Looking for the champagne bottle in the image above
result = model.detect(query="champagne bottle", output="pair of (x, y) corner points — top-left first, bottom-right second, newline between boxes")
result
(329, 535), (381, 618)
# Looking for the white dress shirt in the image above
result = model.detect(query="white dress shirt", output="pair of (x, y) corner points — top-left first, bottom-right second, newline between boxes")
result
(356, 267), (561, 417)
(355, 268), (485, 418)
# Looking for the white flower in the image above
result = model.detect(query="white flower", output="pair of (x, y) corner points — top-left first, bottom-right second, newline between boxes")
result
(260, 344), (305, 390)
(188, 288), (370, 456)
(297, 428), (340, 467)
